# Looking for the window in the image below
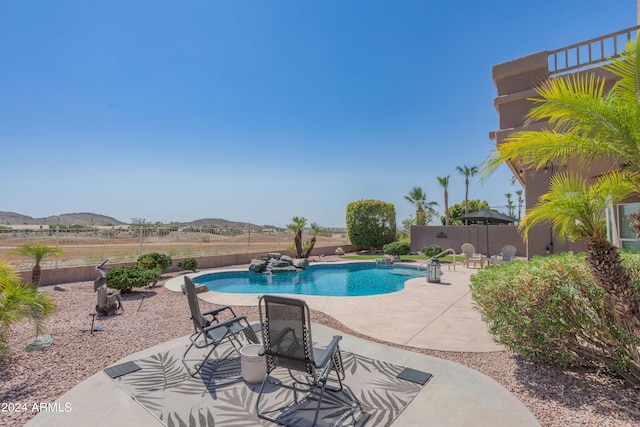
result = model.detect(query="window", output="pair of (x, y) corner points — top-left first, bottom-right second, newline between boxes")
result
(618, 203), (640, 251)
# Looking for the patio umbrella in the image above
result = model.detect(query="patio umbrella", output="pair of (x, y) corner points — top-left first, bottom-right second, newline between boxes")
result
(455, 209), (517, 255)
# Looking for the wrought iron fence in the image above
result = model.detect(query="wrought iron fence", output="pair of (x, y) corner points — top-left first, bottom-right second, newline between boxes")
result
(0, 226), (350, 271)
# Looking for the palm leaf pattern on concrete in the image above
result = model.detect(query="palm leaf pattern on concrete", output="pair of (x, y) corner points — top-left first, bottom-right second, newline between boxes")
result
(112, 345), (428, 427)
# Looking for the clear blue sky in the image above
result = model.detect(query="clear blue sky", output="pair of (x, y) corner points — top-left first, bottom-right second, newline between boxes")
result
(1, 1), (635, 227)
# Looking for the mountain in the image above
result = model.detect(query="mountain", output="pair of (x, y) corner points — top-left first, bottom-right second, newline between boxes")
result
(0, 211), (271, 229)
(166, 218), (270, 229)
(0, 211), (127, 226)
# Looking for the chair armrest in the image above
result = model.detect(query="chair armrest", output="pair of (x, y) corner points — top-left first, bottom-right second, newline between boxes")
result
(243, 323), (261, 344)
(203, 315), (247, 333)
(201, 305), (235, 318)
(314, 335), (342, 368)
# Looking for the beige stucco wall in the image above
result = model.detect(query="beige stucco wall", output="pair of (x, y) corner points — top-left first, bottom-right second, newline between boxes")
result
(410, 225), (525, 257)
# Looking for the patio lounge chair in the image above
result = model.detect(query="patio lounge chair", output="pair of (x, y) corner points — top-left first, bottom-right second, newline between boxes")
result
(494, 245), (517, 265)
(461, 243), (484, 268)
(255, 295), (348, 427)
(182, 276), (259, 377)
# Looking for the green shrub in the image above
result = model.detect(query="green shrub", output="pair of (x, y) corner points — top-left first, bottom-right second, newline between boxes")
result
(177, 258), (198, 272)
(470, 253), (640, 384)
(0, 261), (56, 357)
(620, 250), (640, 295)
(136, 252), (172, 272)
(106, 265), (158, 293)
(422, 245), (445, 258)
(383, 241), (410, 256)
(346, 200), (396, 253)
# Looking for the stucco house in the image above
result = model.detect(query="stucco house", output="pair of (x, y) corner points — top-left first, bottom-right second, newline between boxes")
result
(490, 24), (640, 257)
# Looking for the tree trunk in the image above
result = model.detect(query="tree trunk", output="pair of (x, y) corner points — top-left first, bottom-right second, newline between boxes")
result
(416, 208), (426, 226)
(585, 236), (640, 331)
(303, 236), (317, 259)
(32, 264), (41, 287)
(444, 190), (449, 226)
(294, 230), (304, 258)
(464, 179), (469, 225)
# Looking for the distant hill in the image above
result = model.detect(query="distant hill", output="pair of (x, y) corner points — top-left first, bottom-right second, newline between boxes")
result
(167, 218), (271, 229)
(0, 211), (271, 229)
(0, 211), (127, 226)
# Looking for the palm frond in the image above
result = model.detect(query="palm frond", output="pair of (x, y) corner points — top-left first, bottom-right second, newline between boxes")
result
(0, 279), (56, 342)
(603, 38), (640, 107)
(528, 73), (607, 132)
(519, 171), (635, 242)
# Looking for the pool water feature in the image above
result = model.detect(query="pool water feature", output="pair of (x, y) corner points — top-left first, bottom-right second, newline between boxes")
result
(193, 262), (424, 297)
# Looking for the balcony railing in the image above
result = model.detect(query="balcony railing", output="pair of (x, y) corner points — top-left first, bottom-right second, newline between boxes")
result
(548, 25), (640, 75)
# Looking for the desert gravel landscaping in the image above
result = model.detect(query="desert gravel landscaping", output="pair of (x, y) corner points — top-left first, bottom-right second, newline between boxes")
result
(1, 272), (639, 427)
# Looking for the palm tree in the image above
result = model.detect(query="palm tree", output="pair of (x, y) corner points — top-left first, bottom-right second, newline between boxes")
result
(0, 261), (56, 356)
(12, 244), (64, 287)
(302, 223), (325, 258)
(404, 187), (438, 226)
(519, 171), (640, 333)
(286, 216), (307, 258)
(437, 176), (451, 225)
(404, 186), (427, 226)
(505, 193), (515, 217)
(515, 189), (524, 220)
(456, 165), (479, 224)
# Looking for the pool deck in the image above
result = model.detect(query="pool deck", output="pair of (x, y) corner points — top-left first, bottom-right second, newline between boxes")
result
(165, 261), (502, 353)
(26, 261), (541, 426)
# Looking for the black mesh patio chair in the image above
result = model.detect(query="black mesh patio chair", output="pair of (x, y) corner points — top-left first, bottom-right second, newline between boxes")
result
(182, 276), (259, 377)
(255, 295), (346, 427)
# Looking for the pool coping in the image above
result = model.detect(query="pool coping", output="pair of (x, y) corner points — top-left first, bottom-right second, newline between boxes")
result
(170, 260), (424, 297)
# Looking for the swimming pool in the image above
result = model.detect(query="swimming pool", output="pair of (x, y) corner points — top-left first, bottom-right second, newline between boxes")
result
(193, 262), (424, 297)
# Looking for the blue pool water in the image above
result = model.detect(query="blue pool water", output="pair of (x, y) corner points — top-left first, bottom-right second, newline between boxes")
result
(193, 262), (424, 297)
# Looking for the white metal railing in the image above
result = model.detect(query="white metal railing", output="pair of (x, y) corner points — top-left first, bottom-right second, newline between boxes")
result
(418, 248), (458, 272)
(548, 25), (640, 75)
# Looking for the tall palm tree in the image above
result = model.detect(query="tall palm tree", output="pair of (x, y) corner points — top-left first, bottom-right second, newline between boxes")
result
(515, 189), (524, 220)
(505, 193), (515, 217)
(404, 187), (438, 226)
(405, 186), (427, 226)
(0, 261), (56, 356)
(286, 216), (307, 258)
(519, 171), (640, 332)
(482, 38), (640, 334)
(456, 165), (479, 224)
(12, 244), (63, 287)
(437, 176), (451, 225)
